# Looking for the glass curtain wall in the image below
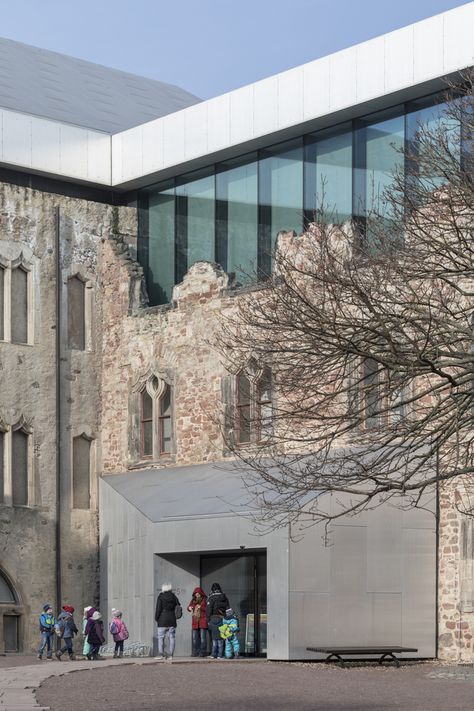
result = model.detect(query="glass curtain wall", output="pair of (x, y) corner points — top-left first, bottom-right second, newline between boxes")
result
(216, 155), (258, 283)
(259, 139), (303, 276)
(304, 125), (352, 224)
(138, 94), (462, 306)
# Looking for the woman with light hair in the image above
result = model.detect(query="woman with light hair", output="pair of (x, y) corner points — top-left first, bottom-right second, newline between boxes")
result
(154, 583), (182, 660)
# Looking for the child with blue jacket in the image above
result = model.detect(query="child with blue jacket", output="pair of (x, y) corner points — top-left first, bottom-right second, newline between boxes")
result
(37, 604), (55, 660)
(219, 608), (240, 659)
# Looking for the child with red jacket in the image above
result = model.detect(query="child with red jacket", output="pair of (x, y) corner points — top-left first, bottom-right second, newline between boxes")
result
(187, 587), (208, 657)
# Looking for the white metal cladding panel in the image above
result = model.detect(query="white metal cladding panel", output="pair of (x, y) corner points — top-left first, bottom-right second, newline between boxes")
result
(385, 26), (415, 93)
(329, 47), (358, 112)
(207, 94), (231, 153)
(142, 119), (164, 177)
(356, 36), (385, 102)
(413, 16), (444, 85)
(31, 118), (61, 173)
(2, 109), (31, 165)
(444, 2), (474, 74)
(60, 124), (88, 177)
(302, 55), (330, 122)
(229, 84), (254, 145)
(184, 101), (208, 160)
(253, 76), (278, 138)
(277, 67), (304, 129)
(162, 110), (185, 167)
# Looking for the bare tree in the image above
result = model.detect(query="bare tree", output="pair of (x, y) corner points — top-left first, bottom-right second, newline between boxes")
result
(216, 72), (474, 529)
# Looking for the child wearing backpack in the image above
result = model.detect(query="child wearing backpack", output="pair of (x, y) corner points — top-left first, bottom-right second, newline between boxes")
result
(220, 608), (240, 659)
(109, 609), (129, 658)
(55, 605), (78, 660)
(37, 603), (55, 660)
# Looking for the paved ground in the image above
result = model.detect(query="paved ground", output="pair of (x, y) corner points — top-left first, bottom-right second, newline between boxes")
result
(31, 659), (474, 711)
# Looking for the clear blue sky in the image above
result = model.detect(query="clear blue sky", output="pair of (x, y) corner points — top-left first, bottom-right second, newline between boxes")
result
(1, 0), (471, 99)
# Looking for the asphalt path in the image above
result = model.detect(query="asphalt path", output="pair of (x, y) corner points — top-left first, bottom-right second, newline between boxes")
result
(35, 660), (474, 711)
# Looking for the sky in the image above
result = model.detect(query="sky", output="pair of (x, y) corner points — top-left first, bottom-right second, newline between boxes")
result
(0, 0), (471, 99)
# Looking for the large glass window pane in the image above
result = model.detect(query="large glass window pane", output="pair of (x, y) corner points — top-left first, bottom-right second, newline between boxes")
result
(12, 430), (28, 506)
(354, 110), (404, 248)
(72, 435), (91, 509)
(216, 156), (258, 284)
(11, 267), (28, 344)
(147, 183), (175, 305)
(304, 126), (352, 224)
(406, 97), (461, 193)
(176, 170), (215, 284)
(259, 140), (303, 276)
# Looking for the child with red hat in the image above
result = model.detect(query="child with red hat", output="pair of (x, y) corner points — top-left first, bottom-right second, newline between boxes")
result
(55, 605), (78, 660)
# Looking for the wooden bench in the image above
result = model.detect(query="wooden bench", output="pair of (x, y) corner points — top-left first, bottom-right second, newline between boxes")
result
(306, 646), (418, 667)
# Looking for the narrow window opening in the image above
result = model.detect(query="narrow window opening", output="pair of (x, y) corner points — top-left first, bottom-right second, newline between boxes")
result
(12, 429), (28, 506)
(159, 384), (172, 455)
(67, 276), (86, 350)
(140, 389), (153, 458)
(237, 373), (252, 444)
(72, 435), (91, 509)
(256, 369), (272, 443)
(11, 266), (28, 344)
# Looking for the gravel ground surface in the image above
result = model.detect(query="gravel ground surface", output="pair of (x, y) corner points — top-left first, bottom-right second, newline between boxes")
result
(0, 654), (44, 668)
(35, 659), (474, 711)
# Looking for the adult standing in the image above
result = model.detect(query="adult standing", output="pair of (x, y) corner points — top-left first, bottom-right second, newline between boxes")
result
(155, 582), (181, 660)
(206, 582), (229, 621)
(187, 586), (208, 657)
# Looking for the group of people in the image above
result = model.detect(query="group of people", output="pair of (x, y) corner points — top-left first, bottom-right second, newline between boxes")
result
(37, 603), (129, 661)
(155, 581), (241, 660)
(38, 582), (238, 662)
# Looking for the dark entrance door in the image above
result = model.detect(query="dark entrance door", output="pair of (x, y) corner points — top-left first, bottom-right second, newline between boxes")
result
(200, 551), (267, 656)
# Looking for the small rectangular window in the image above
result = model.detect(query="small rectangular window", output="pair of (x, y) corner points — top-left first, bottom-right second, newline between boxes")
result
(159, 385), (172, 454)
(0, 431), (4, 505)
(12, 429), (28, 506)
(0, 267), (4, 340)
(68, 276), (86, 350)
(140, 390), (153, 458)
(11, 267), (28, 344)
(237, 374), (251, 444)
(72, 435), (91, 509)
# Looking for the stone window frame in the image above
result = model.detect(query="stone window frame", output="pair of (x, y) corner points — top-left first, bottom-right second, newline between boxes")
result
(65, 266), (94, 352)
(70, 428), (97, 510)
(0, 254), (34, 346)
(223, 360), (273, 449)
(0, 565), (24, 654)
(348, 357), (411, 430)
(129, 369), (176, 467)
(0, 416), (34, 508)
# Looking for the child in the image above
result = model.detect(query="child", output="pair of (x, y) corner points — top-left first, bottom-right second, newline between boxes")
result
(220, 608), (240, 659)
(109, 608), (129, 658)
(55, 605), (78, 661)
(208, 607), (226, 659)
(37, 603), (55, 660)
(82, 606), (94, 659)
(85, 610), (105, 660)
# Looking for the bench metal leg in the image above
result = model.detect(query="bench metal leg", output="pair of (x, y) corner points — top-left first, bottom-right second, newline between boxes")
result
(325, 653), (345, 667)
(379, 653), (400, 667)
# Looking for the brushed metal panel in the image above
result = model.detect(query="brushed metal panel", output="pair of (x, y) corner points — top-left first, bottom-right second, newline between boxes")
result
(289, 526), (330, 593)
(368, 593), (402, 645)
(289, 592), (332, 658)
(401, 528), (436, 656)
(367, 502), (402, 592)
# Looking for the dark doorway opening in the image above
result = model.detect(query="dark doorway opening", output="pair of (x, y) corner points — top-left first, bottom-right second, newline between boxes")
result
(200, 551), (267, 656)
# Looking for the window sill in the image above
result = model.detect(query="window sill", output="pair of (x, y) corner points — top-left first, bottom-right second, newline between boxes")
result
(127, 455), (176, 470)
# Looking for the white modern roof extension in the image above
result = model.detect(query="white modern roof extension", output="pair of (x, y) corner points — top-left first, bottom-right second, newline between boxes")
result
(0, 2), (472, 190)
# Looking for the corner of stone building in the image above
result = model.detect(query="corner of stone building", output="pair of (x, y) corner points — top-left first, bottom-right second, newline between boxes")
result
(438, 480), (474, 662)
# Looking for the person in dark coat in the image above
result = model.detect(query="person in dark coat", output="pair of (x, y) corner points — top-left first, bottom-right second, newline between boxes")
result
(155, 582), (181, 660)
(55, 605), (78, 660)
(187, 586), (208, 657)
(206, 582), (229, 622)
(85, 610), (105, 660)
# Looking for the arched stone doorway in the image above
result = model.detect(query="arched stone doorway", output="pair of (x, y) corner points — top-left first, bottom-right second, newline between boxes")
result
(0, 568), (22, 653)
